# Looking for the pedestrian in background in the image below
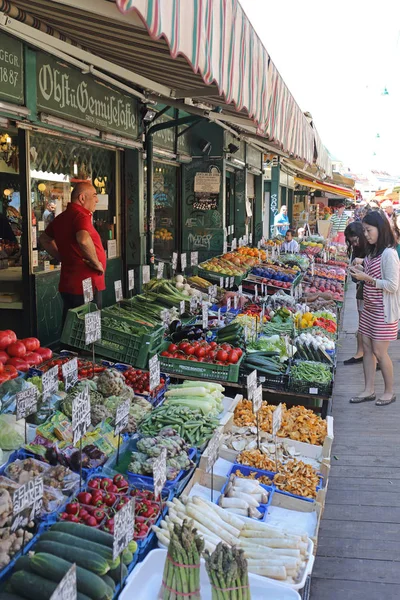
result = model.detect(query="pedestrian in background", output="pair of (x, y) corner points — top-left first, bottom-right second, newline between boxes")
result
(274, 205), (290, 236)
(349, 210), (400, 406)
(330, 204), (349, 243)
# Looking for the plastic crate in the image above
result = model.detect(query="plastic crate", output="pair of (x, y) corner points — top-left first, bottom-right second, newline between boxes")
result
(158, 341), (244, 383)
(289, 360), (334, 398)
(221, 464), (274, 520)
(113, 364), (169, 407)
(195, 266), (248, 286)
(60, 303), (165, 369)
(127, 446), (197, 490)
(240, 362), (290, 392)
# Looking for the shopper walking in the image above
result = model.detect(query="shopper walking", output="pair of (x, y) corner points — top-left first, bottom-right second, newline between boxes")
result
(343, 222), (368, 365)
(349, 210), (400, 406)
(330, 204), (349, 243)
(39, 181), (106, 325)
(274, 205), (290, 236)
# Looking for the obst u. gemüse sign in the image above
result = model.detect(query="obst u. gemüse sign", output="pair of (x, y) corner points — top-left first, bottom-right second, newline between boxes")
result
(36, 52), (138, 138)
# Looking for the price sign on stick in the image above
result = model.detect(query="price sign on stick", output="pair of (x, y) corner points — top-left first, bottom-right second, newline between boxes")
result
(128, 269), (135, 292)
(254, 285), (258, 301)
(12, 475), (43, 532)
(157, 262), (164, 279)
(238, 284), (243, 294)
(16, 387), (38, 421)
(190, 296), (197, 313)
(114, 280), (123, 302)
(179, 300), (185, 316)
(114, 398), (131, 437)
(202, 301), (208, 329)
(85, 311), (101, 345)
(72, 386), (91, 446)
(225, 277), (230, 289)
(249, 233), (253, 246)
(142, 265), (150, 284)
(220, 277), (224, 288)
(191, 251), (198, 266)
(207, 428), (223, 501)
(230, 277), (234, 288)
(246, 369), (257, 401)
(233, 295), (238, 310)
(62, 358), (78, 392)
(42, 365), (58, 402)
(180, 253), (187, 272)
(82, 278), (93, 304)
(172, 252), (178, 272)
(272, 403), (283, 436)
(231, 238), (237, 250)
(226, 297), (232, 312)
(153, 448), (167, 500)
(113, 499), (135, 562)
(50, 564), (77, 600)
(252, 385), (263, 414)
(149, 355), (160, 391)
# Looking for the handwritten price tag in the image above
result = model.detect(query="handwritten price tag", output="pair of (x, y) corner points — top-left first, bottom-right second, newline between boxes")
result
(252, 385), (263, 413)
(142, 265), (150, 284)
(180, 253), (187, 272)
(42, 365), (58, 401)
(50, 564), (77, 600)
(207, 428), (223, 471)
(153, 448), (167, 499)
(114, 280), (123, 302)
(157, 262), (164, 279)
(113, 500), (135, 562)
(85, 311), (101, 345)
(82, 278), (93, 304)
(12, 475), (43, 532)
(190, 251), (198, 266)
(202, 302), (208, 329)
(62, 358), (78, 392)
(16, 387), (38, 421)
(246, 369), (257, 401)
(149, 355), (160, 391)
(272, 403), (283, 436)
(128, 269), (135, 291)
(72, 385), (91, 445)
(172, 252), (178, 271)
(114, 398), (131, 437)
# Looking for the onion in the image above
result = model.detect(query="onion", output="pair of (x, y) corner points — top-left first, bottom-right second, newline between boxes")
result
(175, 282), (184, 290)
(175, 275), (184, 283)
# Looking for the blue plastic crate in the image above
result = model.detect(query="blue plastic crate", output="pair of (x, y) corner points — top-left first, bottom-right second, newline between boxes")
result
(228, 463), (322, 503)
(223, 464), (274, 520)
(127, 446), (197, 490)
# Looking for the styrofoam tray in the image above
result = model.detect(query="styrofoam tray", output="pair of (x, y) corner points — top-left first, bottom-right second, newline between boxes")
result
(121, 548), (301, 600)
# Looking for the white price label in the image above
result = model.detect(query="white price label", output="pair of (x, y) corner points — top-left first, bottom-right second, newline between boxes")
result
(272, 403), (283, 436)
(257, 241), (261, 249)
(231, 238), (237, 250)
(226, 297), (231, 312)
(142, 265), (151, 284)
(157, 262), (164, 279)
(230, 277), (234, 288)
(309, 387), (318, 395)
(225, 278), (230, 288)
(153, 448), (167, 499)
(72, 385), (91, 445)
(82, 278), (93, 304)
(16, 387), (38, 421)
(217, 308), (222, 323)
(114, 398), (131, 437)
(233, 295), (238, 310)
(249, 233), (253, 245)
(252, 385), (263, 413)
(107, 239), (117, 259)
(114, 280), (123, 302)
(207, 428), (223, 471)
(223, 241), (228, 254)
(50, 564), (77, 600)
(149, 355), (160, 391)
(323, 251), (327, 263)
(238, 285), (243, 294)
(44, 261), (50, 272)
(246, 369), (257, 401)
(85, 310), (101, 345)
(190, 296), (197, 313)
(191, 251), (198, 266)
(128, 269), (135, 291)
(311, 259), (315, 277)
(62, 357), (78, 392)
(42, 365), (58, 401)
(32, 226), (37, 249)
(220, 277), (224, 288)
(202, 302), (208, 329)
(254, 285), (258, 300)
(172, 252), (178, 271)
(12, 475), (43, 526)
(113, 499), (135, 561)
(180, 253), (187, 271)
(179, 300), (185, 315)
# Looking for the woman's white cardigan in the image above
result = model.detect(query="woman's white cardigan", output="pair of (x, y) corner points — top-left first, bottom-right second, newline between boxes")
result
(374, 248), (400, 323)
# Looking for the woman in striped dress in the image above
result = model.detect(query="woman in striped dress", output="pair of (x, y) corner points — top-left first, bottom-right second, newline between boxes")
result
(349, 210), (400, 406)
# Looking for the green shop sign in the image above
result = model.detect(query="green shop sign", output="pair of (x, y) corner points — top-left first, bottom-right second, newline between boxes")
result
(0, 33), (24, 105)
(36, 52), (138, 137)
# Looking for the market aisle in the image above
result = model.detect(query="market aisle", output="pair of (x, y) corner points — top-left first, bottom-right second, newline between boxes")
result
(311, 288), (400, 600)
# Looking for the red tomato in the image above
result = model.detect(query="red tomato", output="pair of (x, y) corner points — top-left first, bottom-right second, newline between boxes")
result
(3, 365), (18, 379)
(178, 342), (189, 352)
(6, 357), (29, 372)
(209, 341), (217, 349)
(227, 350), (240, 364)
(235, 348), (243, 358)
(185, 346), (195, 356)
(36, 347), (53, 360)
(188, 356), (198, 361)
(216, 349), (228, 362)
(22, 337), (40, 352)
(0, 351), (8, 365)
(168, 343), (178, 353)
(0, 331), (12, 351)
(24, 352), (42, 366)
(3, 330), (16, 343)
(194, 346), (206, 358)
(7, 341), (26, 358)
(220, 343), (232, 351)
(160, 351), (170, 357)
(0, 373), (10, 385)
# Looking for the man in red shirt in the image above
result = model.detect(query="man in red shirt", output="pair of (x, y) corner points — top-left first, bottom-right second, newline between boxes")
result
(39, 181), (107, 324)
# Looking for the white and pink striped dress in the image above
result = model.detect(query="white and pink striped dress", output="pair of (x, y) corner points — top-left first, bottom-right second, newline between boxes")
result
(359, 254), (398, 341)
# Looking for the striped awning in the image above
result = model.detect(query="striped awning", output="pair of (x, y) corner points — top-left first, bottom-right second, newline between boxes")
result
(1, 0), (329, 169)
(295, 177), (356, 200)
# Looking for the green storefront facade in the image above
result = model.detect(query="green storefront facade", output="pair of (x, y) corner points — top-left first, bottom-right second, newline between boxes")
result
(0, 31), (264, 345)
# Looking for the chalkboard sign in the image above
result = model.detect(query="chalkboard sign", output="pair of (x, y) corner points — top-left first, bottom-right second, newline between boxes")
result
(72, 386), (91, 445)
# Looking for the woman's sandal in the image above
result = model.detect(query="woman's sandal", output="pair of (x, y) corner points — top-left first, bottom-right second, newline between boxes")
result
(349, 393), (376, 404)
(375, 395), (396, 406)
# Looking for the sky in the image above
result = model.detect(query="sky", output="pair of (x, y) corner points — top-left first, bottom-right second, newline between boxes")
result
(240, 0), (400, 175)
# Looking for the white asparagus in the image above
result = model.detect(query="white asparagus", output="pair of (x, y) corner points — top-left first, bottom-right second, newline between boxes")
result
(248, 565), (287, 580)
(230, 476), (261, 492)
(153, 528), (170, 547)
(240, 529), (303, 544)
(240, 538), (302, 550)
(242, 547), (301, 559)
(189, 501), (241, 538)
(193, 497), (245, 531)
(172, 498), (186, 511)
(226, 489), (260, 507)
(219, 496), (249, 510)
(175, 510), (221, 544)
(248, 506), (263, 520)
(246, 557), (300, 568)
(225, 508), (249, 516)
(186, 504), (239, 546)
(168, 512), (184, 526)
(241, 524), (305, 540)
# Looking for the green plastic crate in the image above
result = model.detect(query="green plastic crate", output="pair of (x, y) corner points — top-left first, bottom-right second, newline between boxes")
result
(195, 266), (248, 287)
(158, 341), (243, 382)
(60, 303), (165, 368)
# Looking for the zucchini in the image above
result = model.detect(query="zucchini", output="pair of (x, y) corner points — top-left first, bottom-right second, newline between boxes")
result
(50, 522), (135, 563)
(10, 571), (92, 600)
(30, 553), (112, 600)
(108, 562), (127, 583)
(100, 575), (115, 592)
(40, 531), (119, 569)
(33, 541), (109, 576)
(0, 594), (27, 600)
(13, 556), (33, 573)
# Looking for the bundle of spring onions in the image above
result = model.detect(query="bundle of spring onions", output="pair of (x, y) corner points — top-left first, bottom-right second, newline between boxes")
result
(158, 520), (204, 600)
(205, 543), (251, 600)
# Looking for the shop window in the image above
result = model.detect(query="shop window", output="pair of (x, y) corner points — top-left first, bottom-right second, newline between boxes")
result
(29, 133), (118, 273)
(144, 162), (178, 260)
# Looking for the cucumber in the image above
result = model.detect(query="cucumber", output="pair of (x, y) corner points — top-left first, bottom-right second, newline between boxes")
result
(33, 541), (109, 576)
(40, 531), (119, 569)
(13, 556), (33, 572)
(0, 594), (27, 600)
(10, 571), (92, 600)
(100, 575), (115, 592)
(108, 562), (127, 583)
(30, 553), (112, 600)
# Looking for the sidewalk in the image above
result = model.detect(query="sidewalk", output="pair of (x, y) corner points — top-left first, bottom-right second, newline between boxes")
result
(311, 290), (400, 600)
